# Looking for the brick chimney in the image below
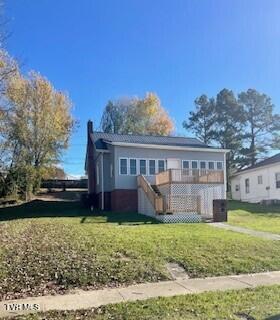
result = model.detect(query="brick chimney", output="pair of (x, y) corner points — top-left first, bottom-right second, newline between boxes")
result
(87, 120), (93, 138)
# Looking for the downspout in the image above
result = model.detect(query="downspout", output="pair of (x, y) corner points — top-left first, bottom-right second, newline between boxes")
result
(101, 152), (104, 210)
(223, 152), (227, 199)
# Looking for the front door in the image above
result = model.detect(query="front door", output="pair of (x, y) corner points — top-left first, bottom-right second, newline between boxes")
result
(167, 159), (181, 169)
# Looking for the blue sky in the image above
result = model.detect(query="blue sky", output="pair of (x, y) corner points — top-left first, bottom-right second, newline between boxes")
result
(6, 0), (280, 176)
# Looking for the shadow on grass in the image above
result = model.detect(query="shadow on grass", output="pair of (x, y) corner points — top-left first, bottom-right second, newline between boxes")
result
(0, 199), (159, 225)
(228, 200), (280, 217)
(265, 315), (280, 320)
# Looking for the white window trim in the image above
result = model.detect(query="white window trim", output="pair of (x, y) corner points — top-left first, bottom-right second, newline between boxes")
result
(182, 160), (190, 170)
(139, 158), (148, 176)
(148, 159), (156, 176)
(216, 161), (223, 170)
(208, 161), (215, 170)
(157, 159), (166, 173)
(199, 160), (207, 170)
(181, 159), (224, 172)
(119, 157), (129, 175)
(118, 157), (167, 176)
(117, 157), (225, 176)
(191, 160), (199, 170)
(129, 158), (137, 176)
(257, 175), (263, 185)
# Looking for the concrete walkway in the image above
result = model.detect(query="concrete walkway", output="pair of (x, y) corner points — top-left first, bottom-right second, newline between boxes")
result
(1, 271), (280, 318)
(210, 222), (280, 241)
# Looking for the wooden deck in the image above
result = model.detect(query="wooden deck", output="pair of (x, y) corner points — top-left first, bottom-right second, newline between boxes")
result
(138, 169), (224, 218)
(155, 169), (224, 186)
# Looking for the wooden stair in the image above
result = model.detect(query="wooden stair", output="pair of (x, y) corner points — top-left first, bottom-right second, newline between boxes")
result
(151, 185), (161, 196)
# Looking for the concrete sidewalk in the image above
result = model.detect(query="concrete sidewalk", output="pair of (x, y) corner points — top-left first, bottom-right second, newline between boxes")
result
(210, 223), (280, 241)
(1, 271), (280, 318)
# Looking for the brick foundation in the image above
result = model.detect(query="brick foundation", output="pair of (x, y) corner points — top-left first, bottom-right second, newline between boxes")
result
(96, 190), (138, 212)
(111, 189), (138, 212)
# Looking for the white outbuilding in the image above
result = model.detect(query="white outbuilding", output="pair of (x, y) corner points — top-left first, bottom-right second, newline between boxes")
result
(231, 153), (280, 203)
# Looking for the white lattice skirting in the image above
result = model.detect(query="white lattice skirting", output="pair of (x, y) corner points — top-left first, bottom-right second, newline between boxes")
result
(158, 183), (224, 218)
(138, 182), (225, 223)
(156, 213), (202, 223)
(138, 188), (202, 223)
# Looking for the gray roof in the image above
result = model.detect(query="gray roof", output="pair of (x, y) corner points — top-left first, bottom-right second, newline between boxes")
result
(235, 153), (280, 175)
(91, 131), (211, 150)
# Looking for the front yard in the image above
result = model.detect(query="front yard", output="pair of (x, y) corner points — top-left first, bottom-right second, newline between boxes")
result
(1, 200), (280, 300)
(228, 200), (280, 234)
(5, 285), (280, 320)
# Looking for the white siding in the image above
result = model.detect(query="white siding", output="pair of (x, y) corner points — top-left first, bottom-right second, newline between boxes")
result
(114, 145), (225, 190)
(231, 163), (280, 202)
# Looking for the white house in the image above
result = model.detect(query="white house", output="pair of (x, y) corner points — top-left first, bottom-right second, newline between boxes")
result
(85, 121), (229, 222)
(231, 153), (280, 203)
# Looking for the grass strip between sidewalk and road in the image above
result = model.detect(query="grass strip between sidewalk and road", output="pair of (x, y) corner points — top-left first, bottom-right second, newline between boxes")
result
(4, 285), (280, 320)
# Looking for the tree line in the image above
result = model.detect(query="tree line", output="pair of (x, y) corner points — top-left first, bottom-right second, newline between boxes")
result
(184, 88), (280, 173)
(100, 88), (280, 175)
(0, 49), (74, 199)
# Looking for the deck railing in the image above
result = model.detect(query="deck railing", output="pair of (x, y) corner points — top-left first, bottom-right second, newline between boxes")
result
(137, 175), (164, 213)
(138, 174), (203, 215)
(155, 169), (224, 185)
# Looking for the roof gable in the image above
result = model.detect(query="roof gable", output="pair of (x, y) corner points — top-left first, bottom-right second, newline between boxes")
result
(235, 153), (280, 175)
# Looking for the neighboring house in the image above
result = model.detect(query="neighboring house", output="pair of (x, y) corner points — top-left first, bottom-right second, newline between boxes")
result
(85, 121), (228, 222)
(231, 153), (280, 203)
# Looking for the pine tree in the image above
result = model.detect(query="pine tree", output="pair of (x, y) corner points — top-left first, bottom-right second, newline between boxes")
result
(238, 89), (280, 166)
(183, 94), (216, 144)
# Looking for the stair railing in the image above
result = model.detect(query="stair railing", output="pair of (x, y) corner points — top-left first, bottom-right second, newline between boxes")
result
(137, 175), (165, 214)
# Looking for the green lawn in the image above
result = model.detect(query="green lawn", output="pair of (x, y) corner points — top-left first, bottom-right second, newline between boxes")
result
(1, 200), (280, 300)
(7, 285), (280, 320)
(228, 200), (280, 234)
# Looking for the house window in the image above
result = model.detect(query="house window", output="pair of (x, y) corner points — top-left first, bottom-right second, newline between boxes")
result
(217, 161), (223, 170)
(130, 159), (137, 175)
(257, 175), (263, 185)
(158, 160), (165, 173)
(245, 178), (250, 193)
(149, 160), (156, 175)
(208, 161), (215, 170)
(200, 161), (206, 170)
(182, 160), (190, 169)
(276, 173), (280, 189)
(139, 159), (147, 175)
(120, 158), (128, 175)
(235, 184), (240, 191)
(96, 163), (100, 185)
(191, 161), (198, 169)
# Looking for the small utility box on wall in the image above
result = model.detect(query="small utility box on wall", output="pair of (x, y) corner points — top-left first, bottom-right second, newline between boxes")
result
(213, 199), (227, 222)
